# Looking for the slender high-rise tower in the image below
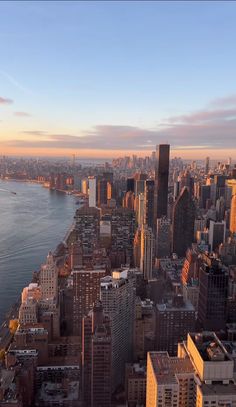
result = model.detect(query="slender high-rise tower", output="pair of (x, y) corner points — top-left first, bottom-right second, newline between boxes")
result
(82, 301), (111, 407)
(88, 176), (96, 207)
(172, 187), (195, 257)
(140, 224), (154, 280)
(155, 144), (170, 219)
(230, 195), (236, 234)
(205, 156), (210, 174)
(145, 179), (155, 231)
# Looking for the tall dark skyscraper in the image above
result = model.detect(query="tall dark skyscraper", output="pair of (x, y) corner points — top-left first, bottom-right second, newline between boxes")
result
(155, 144), (170, 219)
(205, 156), (210, 174)
(126, 177), (135, 193)
(197, 254), (228, 331)
(172, 186), (195, 257)
(97, 178), (108, 206)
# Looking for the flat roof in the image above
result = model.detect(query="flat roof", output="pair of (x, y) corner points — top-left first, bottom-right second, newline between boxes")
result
(189, 333), (231, 362)
(200, 382), (236, 396)
(149, 352), (194, 385)
(37, 381), (79, 402)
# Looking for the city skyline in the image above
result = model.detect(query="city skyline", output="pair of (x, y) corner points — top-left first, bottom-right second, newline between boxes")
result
(1, 1), (236, 159)
(1, 142), (236, 405)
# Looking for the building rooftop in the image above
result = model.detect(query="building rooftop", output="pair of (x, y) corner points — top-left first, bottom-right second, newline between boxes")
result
(141, 298), (154, 310)
(72, 267), (106, 274)
(8, 349), (38, 356)
(126, 362), (146, 378)
(149, 352), (194, 385)
(37, 381), (79, 402)
(16, 326), (47, 335)
(189, 333), (231, 362)
(100, 268), (135, 290)
(200, 382), (236, 396)
(157, 297), (195, 312)
(0, 369), (15, 392)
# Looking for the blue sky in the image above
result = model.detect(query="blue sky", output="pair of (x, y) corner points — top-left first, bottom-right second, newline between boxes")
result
(1, 1), (236, 158)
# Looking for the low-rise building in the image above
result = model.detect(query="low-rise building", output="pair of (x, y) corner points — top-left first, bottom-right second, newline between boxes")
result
(125, 362), (146, 407)
(146, 332), (236, 407)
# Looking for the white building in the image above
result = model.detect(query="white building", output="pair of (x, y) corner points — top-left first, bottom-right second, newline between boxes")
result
(19, 298), (38, 325)
(40, 252), (58, 300)
(88, 176), (96, 207)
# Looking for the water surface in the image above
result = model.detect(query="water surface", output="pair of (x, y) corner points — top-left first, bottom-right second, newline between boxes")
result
(0, 180), (76, 323)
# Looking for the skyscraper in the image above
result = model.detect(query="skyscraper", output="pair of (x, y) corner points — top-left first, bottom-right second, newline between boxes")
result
(137, 193), (145, 227)
(156, 216), (171, 258)
(133, 227), (142, 268)
(88, 176), (96, 207)
(82, 301), (111, 407)
(73, 267), (106, 338)
(126, 177), (135, 193)
(155, 144), (170, 219)
(40, 252), (58, 300)
(205, 156), (210, 174)
(200, 184), (211, 209)
(179, 170), (194, 196)
(208, 220), (226, 251)
(75, 206), (100, 255)
(134, 173), (147, 196)
(156, 295), (195, 356)
(100, 269), (136, 390)
(172, 187), (195, 257)
(110, 208), (136, 267)
(145, 179), (155, 230)
(140, 224), (154, 280)
(197, 254), (228, 331)
(230, 194), (236, 234)
(97, 178), (108, 206)
(123, 190), (135, 210)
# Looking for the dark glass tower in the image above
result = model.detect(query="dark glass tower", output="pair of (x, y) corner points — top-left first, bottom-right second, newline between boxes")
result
(155, 144), (170, 219)
(172, 187), (195, 257)
(98, 178), (108, 206)
(197, 255), (228, 331)
(126, 177), (135, 192)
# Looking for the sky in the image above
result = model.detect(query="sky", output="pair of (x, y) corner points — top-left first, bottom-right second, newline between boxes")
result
(0, 1), (236, 160)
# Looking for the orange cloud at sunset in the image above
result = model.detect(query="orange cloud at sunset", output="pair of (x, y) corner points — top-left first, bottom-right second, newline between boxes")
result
(1, 93), (236, 160)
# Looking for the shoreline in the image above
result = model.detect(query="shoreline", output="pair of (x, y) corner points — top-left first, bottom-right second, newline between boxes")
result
(0, 181), (76, 350)
(1, 177), (82, 196)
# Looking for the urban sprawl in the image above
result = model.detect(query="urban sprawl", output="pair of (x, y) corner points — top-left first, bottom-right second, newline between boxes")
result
(0, 146), (236, 406)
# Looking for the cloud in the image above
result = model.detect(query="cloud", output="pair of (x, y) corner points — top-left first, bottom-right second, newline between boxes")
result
(14, 111), (31, 117)
(4, 118), (235, 151)
(20, 130), (47, 136)
(3, 93), (236, 152)
(209, 95), (236, 108)
(0, 96), (13, 104)
(165, 108), (236, 125)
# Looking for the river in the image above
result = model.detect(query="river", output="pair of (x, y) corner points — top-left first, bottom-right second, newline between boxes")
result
(0, 180), (76, 323)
